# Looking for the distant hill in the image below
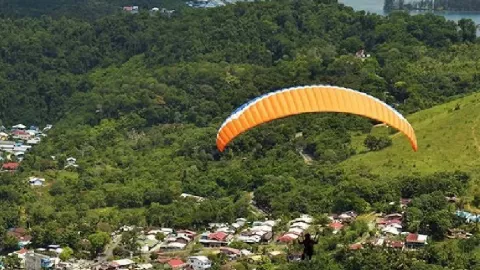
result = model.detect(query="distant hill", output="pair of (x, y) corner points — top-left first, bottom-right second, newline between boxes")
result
(342, 92), (480, 196)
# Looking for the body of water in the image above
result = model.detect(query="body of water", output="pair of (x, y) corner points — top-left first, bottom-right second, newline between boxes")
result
(339, 0), (480, 27)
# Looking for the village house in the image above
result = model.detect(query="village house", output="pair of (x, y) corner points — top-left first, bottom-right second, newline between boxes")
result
(290, 214), (313, 225)
(188, 256), (212, 270)
(181, 193), (205, 202)
(12, 124), (26, 130)
(349, 243), (363, 250)
(219, 247), (241, 260)
(277, 233), (299, 243)
(42, 125), (52, 133)
(405, 233), (428, 249)
(328, 221), (344, 234)
(2, 162), (19, 172)
(0, 132), (8, 140)
(26, 137), (41, 145)
(0, 141), (15, 151)
(167, 258), (186, 269)
(7, 228), (32, 248)
(160, 242), (186, 251)
(109, 258), (136, 269)
(447, 228), (472, 239)
(199, 231), (233, 247)
(386, 240), (405, 250)
(123, 6), (139, 14)
(12, 130), (32, 141)
(64, 157), (78, 169)
(28, 176), (45, 186)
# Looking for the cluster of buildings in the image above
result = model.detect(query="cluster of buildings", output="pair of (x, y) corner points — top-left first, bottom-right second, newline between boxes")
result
(236, 219), (276, 244)
(348, 201), (429, 251)
(122, 6), (175, 16)
(186, 0), (255, 9)
(156, 256), (212, 270)
(328, 211), (358, 234)
(0, 124), (51, 172)
(277, 215), (314, 243)
(25, 156), (78, 187)
(199, 218), (247, 247)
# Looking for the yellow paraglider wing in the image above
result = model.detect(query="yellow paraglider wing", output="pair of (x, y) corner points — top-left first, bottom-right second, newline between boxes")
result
(216, 85), (417, 152)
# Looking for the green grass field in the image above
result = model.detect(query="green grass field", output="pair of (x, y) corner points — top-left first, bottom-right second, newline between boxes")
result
(341, 92), (480, 197)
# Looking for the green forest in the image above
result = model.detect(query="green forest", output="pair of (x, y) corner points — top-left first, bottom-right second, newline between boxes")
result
(0, 0), (184, 20)
(1, 0), (480, 269)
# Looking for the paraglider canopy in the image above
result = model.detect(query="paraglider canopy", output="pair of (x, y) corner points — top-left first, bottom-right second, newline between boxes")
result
(216, 85), (417, 152)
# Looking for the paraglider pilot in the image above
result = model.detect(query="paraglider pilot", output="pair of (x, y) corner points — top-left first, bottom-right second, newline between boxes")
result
(298, 233), (319, 261)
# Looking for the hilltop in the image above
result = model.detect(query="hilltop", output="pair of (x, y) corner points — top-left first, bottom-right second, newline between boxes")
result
(342, 92), (480, 200)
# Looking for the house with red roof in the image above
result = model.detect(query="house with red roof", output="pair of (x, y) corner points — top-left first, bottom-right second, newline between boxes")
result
(349, 243), (363, 250)
(7, 227), (32, 248)
(167, 258), (186, 269)
(405, 233), (428, 249)
(199, 231), (233, 247)
(2, 162), (19, 171)
(328, 221), (344, 233)
(12, 130), (31, 140)
(386, 240), (405, 250)
(220, 247), (241, 257)
(277, 234), (298, 243)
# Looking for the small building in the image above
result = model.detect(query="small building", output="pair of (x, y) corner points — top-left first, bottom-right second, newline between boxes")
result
(123, 6), (139, 14)
(2, 162), (19, 172)
(25, 251), (54, 270)
(64, 157), (78, 169)
(110, 259), (135, 269)
(12, 130), (31, 141)
(42, 125), (52, 132)
(199, 232), (232, 247)
(167, 258), (186, 269)
(405, 233), (428, 249)
(386, 240), (405, 250)
(349, 243), (363, 250)
(329, 221), (344, 233)
(219, 247), (241, 258)
(28, 177), (45, 186)
(180, 193), (205, 202)
(277, 233), (298, 243)
(188, 256), (212, 270)
(26, 138), (41, 145)
(7, 228), (32, 248)
(12, 124), (26, 130)
(160, 242), (186, 251)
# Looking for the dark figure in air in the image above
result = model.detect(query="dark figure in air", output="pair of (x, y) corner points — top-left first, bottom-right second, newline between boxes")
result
(298, 233), (319, 261)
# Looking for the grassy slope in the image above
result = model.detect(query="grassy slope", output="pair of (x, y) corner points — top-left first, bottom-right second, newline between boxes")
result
(342, 92), (480, 195)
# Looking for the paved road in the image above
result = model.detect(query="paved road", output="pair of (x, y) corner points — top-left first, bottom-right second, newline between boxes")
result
(249, 192), (267, 217)
(98, 234), (123, 263)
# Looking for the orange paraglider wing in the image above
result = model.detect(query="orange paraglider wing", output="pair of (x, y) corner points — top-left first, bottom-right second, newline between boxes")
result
(216, 85), (417, 152)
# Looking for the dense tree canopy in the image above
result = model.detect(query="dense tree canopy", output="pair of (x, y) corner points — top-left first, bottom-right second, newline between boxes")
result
(0, 0), (480, 268)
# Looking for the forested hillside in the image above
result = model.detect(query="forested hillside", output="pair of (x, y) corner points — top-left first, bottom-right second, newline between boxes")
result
(0, 0), (184, 20)
(1, 0), (480, 269)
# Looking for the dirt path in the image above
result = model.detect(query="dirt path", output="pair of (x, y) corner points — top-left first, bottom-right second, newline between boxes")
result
(249, 192), (267, 217)
(297, 148), (313, 165)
